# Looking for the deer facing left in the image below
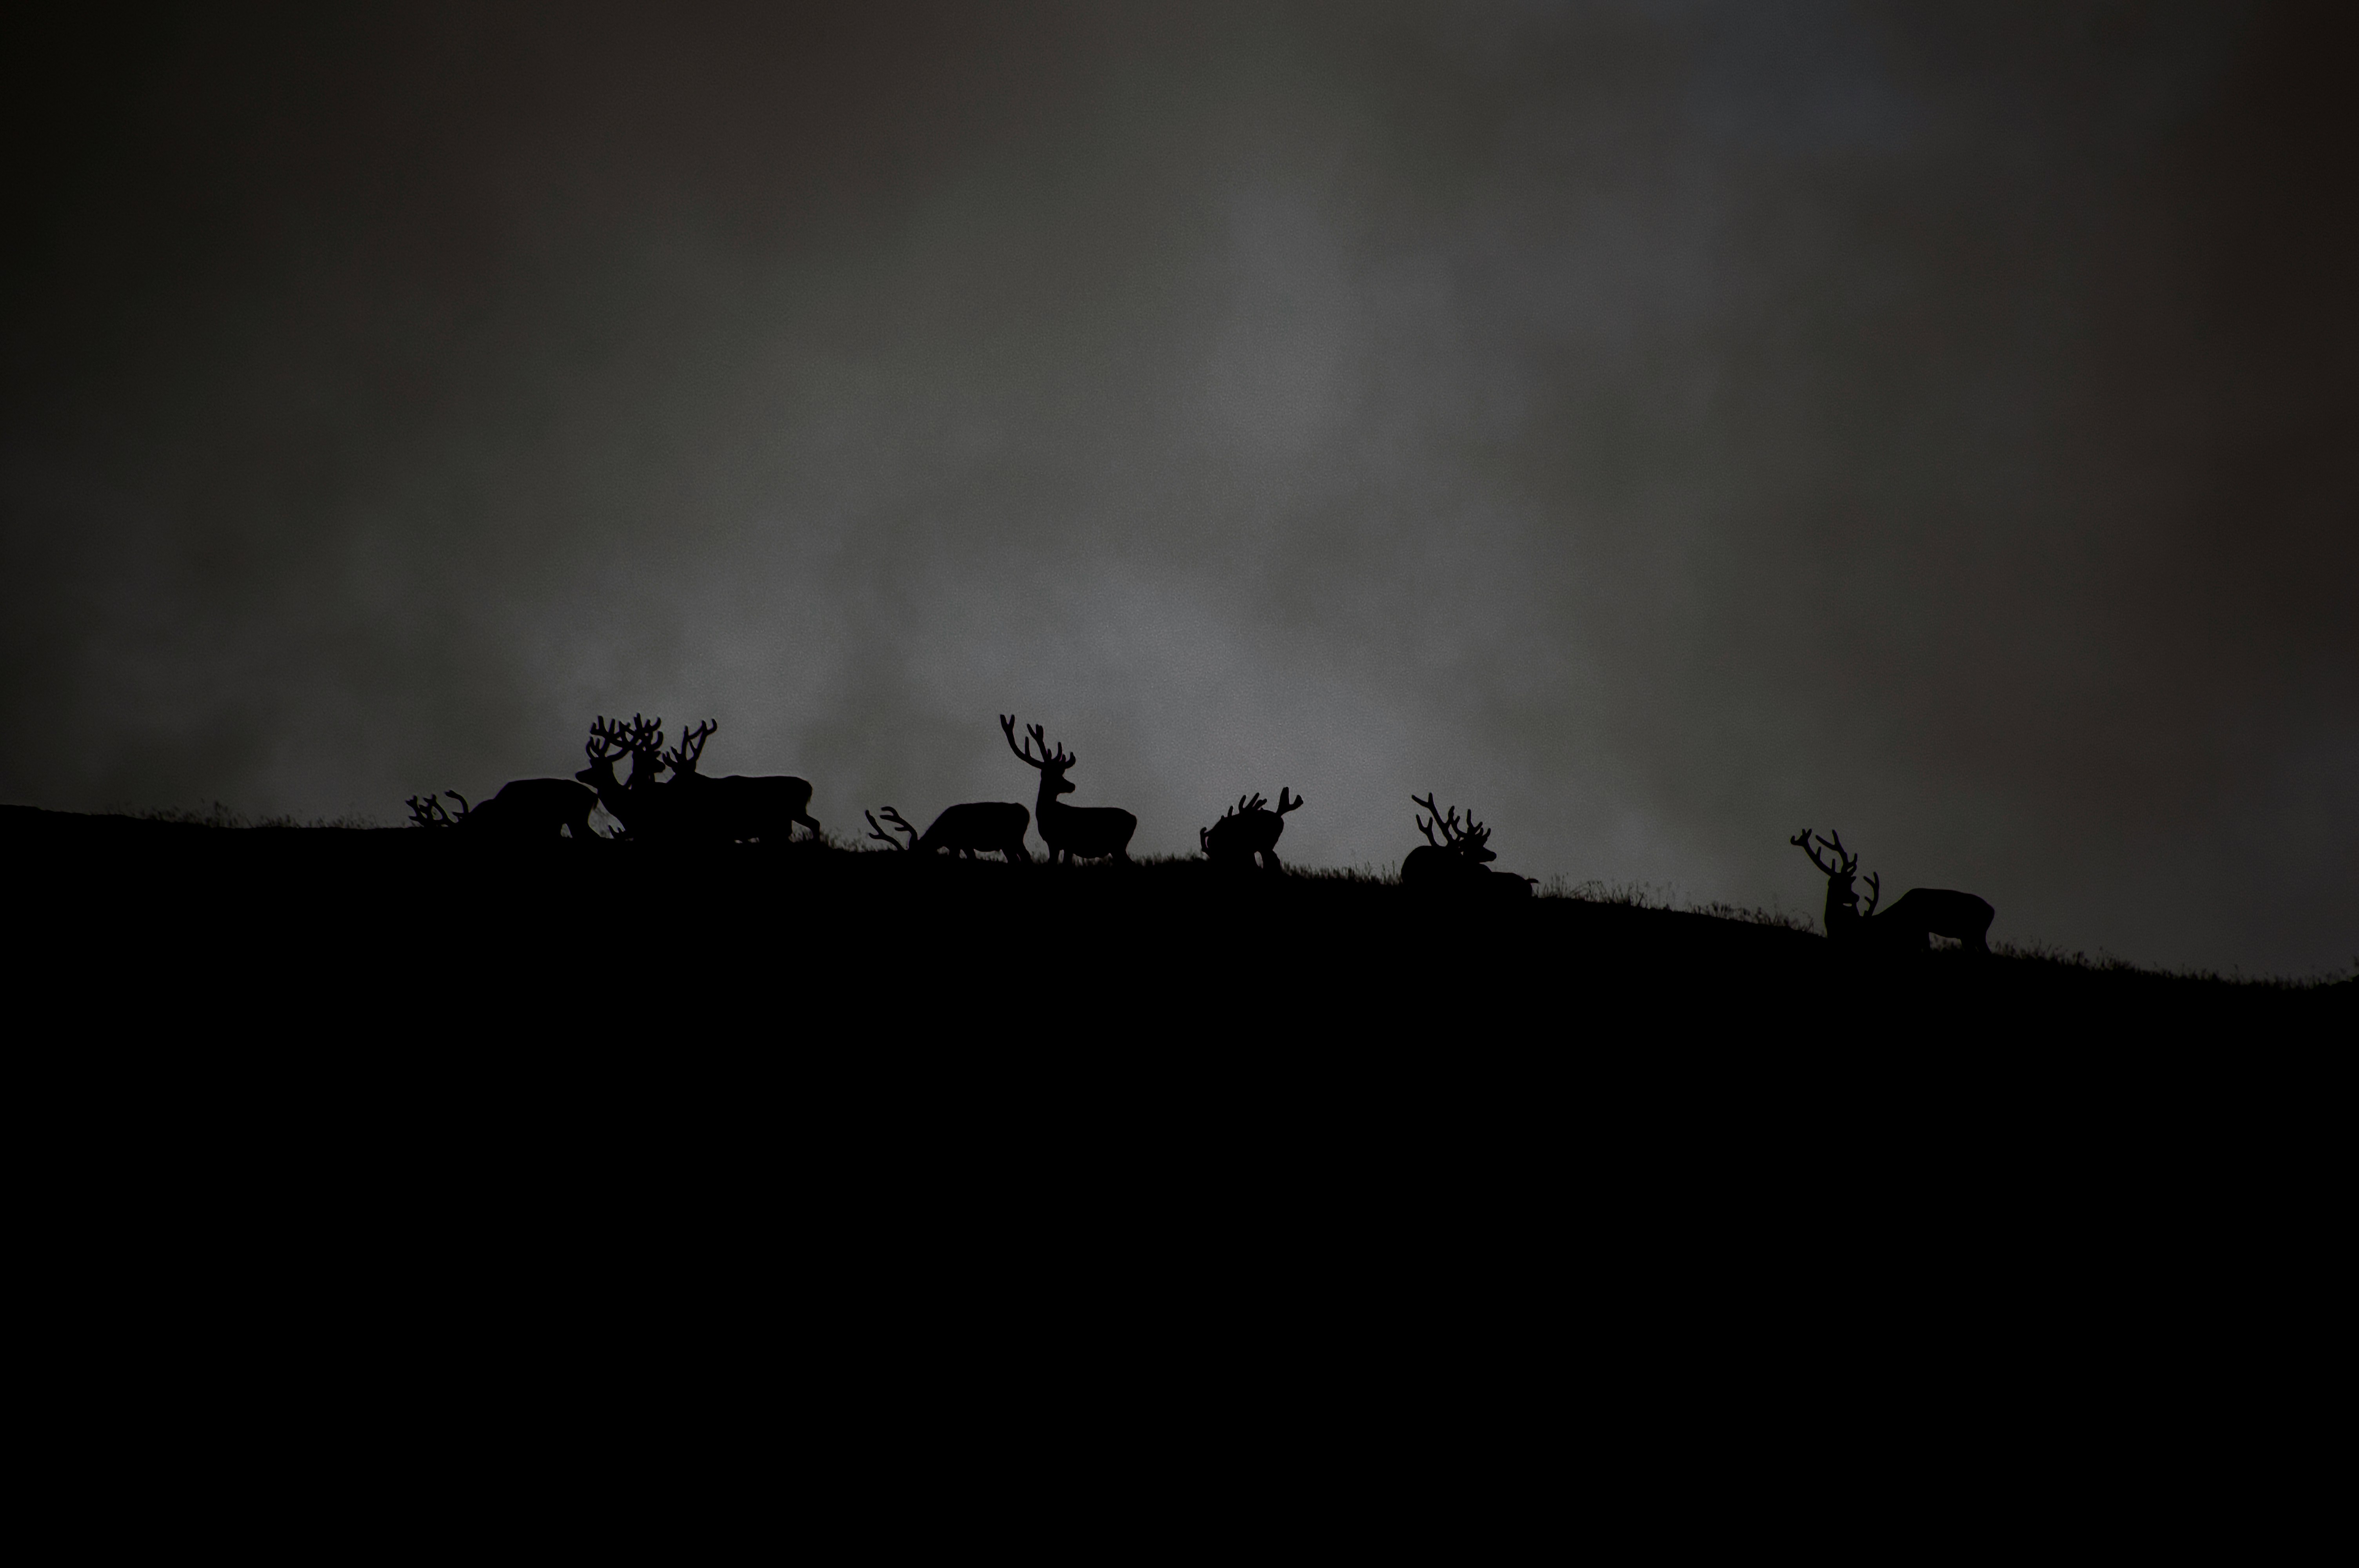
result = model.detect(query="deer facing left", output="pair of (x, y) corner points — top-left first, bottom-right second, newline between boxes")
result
(1791, 828), (1994, 954)
(405, 771), (598, 841)
(1001, 715), (1137, 864)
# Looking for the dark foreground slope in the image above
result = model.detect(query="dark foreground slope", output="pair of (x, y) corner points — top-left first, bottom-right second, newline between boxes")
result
(5, 806), (2343, 1045)
(8, 805), (2341, 1474)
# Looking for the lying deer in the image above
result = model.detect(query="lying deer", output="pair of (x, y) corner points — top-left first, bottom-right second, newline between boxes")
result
(1791, 828), (1994, 954)
(865, 803), (1032, 862)
(406, 779), (598, 840)
(1200, 788), (1303, 872)
(1402, 794), (1533, 897)
(1001, 715), (1137, 864)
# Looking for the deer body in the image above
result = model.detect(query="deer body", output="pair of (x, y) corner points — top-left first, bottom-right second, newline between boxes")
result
(867, 803), (1031, 861)
(684, 773), (820, 843)
(1201, 789), (1303, 872)
(1792, 829), (1993, 954)
(1875, 888), (1994, 954)
(1002, 715), (1136, 864)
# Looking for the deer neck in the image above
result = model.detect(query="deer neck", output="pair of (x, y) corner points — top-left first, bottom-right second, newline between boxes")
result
(587, 766), (629, 816)
(1036, 775), (1067, 820)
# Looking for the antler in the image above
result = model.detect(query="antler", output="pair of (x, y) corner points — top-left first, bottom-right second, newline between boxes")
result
(1814, 830), (1858, 876)
(1792, 828), (1844, 877)
(1412, 794), (1472, 847)
(442, 791), (473, 822)
(1859, 871), (1880, 918)
(1000, 715), (1073, 771)
(1275, 788), (1304, 817)
(586, 715), (633, 761)
(405, 793), (453, 828)
(664, 719), (716, 775)
(1000, 714), (1040, 770)
(865, 808), (917, 851)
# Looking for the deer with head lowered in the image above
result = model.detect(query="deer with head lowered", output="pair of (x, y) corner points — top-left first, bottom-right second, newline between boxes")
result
(1001, 715), (1137, 864)
(406, 777), (598, 840)
(1791, 828), (1994, 954)
(1200, 788), (1303, 872)
(865, 802), (1031, 862)
(1402, 795), (1532, 897)
(657, 719), (821, 844)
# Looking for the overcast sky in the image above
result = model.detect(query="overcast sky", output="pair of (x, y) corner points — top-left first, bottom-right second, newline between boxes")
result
(4, 2), (2352, 974)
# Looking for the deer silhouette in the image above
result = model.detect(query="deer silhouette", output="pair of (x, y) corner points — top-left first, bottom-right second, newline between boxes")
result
(1001, 715), (1137, 864)
(1791, 829), (1994, 954)
(658, 719), (821, 844)
(1402, 795), (1533, 897)
(576, 714), (659, 838)
(406, 779), (598, 840)
(865, 803), (1032, 862)
(1200, 789), (1304, 872)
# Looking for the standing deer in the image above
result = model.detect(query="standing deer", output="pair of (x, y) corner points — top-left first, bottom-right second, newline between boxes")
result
(405, 778), (598, 840)
(865, 803), (1032, 862)
(1791, 829), (1994, 954)
(576, 714), (656, 838)
(1001, 715), (1137, 864)
(1402, 795), (1533, 897)
(660, 719), (821, 844)
(1200, 789), (1304, 872)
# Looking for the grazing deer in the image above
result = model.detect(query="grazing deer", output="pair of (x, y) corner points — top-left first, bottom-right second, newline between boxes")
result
(1001, 715), (1137, 864)
(660, 719), (821, 844)
(1402, 795), (1533, 897)
(1791, 828), (1994, 954)
(405, 779), (598, 840)
(1200, 788), (1304, 872)
(865, 803), (1032, 862)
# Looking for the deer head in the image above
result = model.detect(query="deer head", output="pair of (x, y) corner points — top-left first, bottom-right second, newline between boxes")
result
(1411, 794), (1496, 862)
(1791, 828), (1880, 924)
(865, 807), (918, 851)
(1001, 714), (1076, 797)
(580, 716), (634, 788)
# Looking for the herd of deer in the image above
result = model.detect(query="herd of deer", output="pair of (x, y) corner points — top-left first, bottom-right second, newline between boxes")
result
(405, 715), (1997, 944)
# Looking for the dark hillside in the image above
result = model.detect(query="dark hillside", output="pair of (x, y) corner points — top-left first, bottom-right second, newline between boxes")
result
(7, 807), (2343, 1049)
(11, 805), (2339, 1432)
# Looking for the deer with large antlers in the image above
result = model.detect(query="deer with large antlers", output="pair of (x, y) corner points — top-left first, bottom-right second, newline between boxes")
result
(657, 719), (821, 845)
(575, 713), (664, 838)
(1200, 788), (1304, 873)
(865, 802), (1032, 862)
(1001, 715), (1137, 864)
(1402, 795), (1533, 897)
(1791, 828), (1994, 954)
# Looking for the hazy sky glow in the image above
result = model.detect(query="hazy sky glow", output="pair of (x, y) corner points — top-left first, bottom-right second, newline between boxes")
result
(4, 2), (2353, 973)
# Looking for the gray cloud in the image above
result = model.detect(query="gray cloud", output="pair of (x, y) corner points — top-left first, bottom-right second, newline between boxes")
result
(4, 2), (2353, 972)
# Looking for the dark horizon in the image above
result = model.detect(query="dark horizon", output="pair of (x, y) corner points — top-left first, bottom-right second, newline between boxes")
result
(4, 3), (2354, 975)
